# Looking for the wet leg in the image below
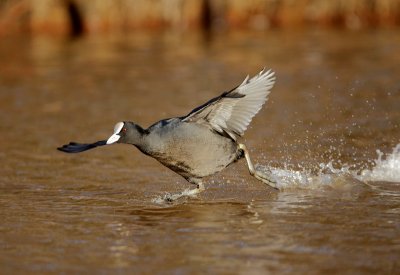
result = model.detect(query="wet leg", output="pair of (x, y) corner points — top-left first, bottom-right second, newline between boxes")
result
(238, 143), (279, 190)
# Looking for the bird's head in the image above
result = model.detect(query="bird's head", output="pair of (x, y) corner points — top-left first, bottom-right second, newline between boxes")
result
(107, 121), (145, 145)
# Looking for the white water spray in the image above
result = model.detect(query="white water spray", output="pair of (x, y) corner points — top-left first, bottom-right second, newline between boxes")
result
(259, 143), (400, 189)
(358, 144), (400, 182)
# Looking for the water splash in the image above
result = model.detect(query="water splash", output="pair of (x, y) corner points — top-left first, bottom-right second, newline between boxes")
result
(258, 163), (353, 190)
(358, 144), (400, 182)
(258, 143), (400, 189)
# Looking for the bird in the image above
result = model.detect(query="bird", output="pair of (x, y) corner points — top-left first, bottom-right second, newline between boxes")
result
(58, 68), (278, 201)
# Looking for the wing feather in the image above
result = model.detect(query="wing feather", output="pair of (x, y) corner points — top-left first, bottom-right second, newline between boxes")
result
(182, 68), (275, 140)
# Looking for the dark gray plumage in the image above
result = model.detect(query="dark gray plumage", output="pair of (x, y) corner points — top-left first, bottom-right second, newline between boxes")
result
(58, 68), (278, 201)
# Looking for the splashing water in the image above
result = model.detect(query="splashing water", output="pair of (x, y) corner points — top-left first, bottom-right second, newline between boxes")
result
(358, 144), (400, 182)
(258, 163), (353, 190)
(257, 143), (400, 189)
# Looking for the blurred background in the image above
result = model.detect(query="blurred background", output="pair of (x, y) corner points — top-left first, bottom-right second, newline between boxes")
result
(1, 0), (400, 274)
(1, 0), (400, 35)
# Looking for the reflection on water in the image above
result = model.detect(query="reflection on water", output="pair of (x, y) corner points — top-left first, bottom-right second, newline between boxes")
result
(0, 29), (399, 273)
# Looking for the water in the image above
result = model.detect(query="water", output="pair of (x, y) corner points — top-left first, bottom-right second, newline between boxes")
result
(0, 29), (399, 273)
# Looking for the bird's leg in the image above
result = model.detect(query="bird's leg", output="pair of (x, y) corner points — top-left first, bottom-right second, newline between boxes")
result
(238, 143), (279, 190)
(163, 178), (205, 202)
(185, 178), (205, 196)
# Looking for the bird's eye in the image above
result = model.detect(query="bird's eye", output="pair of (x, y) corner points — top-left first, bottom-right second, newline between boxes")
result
(122, 128), (127, 133)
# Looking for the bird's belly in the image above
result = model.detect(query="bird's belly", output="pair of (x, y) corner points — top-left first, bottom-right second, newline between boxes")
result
(150, 136), (238, 179)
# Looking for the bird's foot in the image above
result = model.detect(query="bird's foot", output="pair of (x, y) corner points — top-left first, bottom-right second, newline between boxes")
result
(254, 165), (279, 190)
(160, 187), (202, 203)
(162, 192), (184, 203)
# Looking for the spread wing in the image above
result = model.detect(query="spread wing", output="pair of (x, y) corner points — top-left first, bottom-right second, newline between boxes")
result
(182, 68), (275, 140)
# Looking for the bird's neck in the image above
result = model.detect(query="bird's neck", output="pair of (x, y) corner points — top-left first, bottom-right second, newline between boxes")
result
(127, 123), (147, 147)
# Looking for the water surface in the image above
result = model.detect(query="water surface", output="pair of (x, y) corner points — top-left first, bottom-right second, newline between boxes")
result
(0, 29), (399, 273)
